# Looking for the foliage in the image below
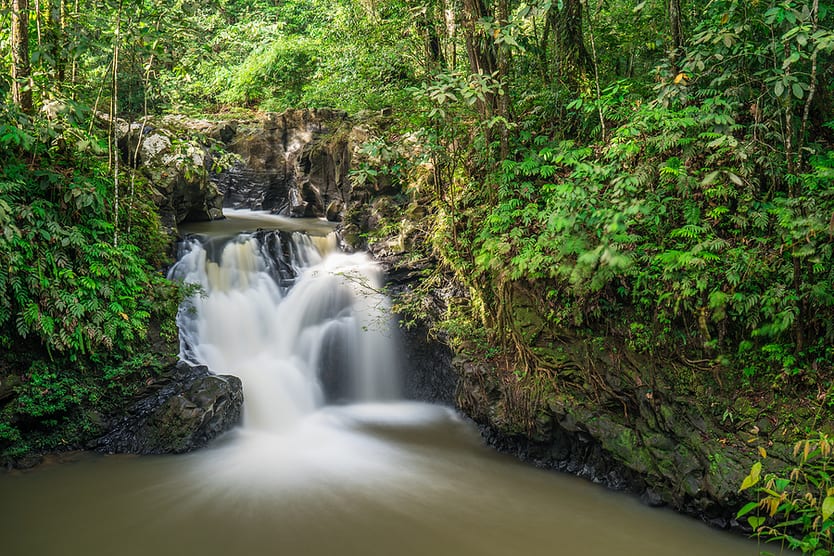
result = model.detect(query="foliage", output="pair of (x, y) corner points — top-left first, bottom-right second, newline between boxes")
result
(0, 99), (178, 462)
(0, 116), (172, 356)
(739, 434), (834, 555)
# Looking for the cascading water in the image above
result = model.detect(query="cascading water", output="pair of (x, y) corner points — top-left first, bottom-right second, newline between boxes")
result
(168, 228), (401, 432)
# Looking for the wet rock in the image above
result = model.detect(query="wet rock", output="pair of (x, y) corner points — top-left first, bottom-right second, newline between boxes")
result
(213, 109), (357, 219)
(326, 200), (343, 222)
(7, 453), (44, 470)
(95, 362), (243, 455)
(0, 374), (20, 402)
(400, 322), (457, 406)
(640, 488), (666, 507)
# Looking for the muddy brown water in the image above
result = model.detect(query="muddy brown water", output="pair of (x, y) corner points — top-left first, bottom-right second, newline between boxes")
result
(0, 405), (766, 556)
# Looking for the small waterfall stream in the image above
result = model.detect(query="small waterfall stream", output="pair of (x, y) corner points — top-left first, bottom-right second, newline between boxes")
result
(168, 229), (400, 431)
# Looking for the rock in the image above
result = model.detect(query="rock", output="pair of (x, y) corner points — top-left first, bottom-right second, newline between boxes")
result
(95, 362), (243, 455)
(640, 488), (666, 507)
(0, 374), (20, 402)
(8, 453), (43, 470)
(400, 322), (457, 406)
(326, 199), (343, 222)
(213, 109), (355, 219)
(119, 122), (224, 226)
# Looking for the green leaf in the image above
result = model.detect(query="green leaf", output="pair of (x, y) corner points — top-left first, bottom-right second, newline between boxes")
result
(774, 81), (785, 97)
(792, 83), (804, 99)
(727, 172), (743, 186)
(701, 170), (720, 186)
(747, 516), (765, 530)
(737, 501), (759, 518)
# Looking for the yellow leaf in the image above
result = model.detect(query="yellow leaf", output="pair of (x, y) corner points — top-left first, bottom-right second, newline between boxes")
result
(674, 72), (688, 84)
(758, 446), (767, 459)
(119, 312), (129, 321)
(720, 13), (730, 25)
(740, 462), (762, 492)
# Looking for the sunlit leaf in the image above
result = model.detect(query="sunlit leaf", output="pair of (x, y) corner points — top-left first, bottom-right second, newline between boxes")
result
(740, 462), (762, 491)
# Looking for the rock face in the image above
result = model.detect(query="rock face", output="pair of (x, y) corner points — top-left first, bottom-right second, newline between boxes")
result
(118, 110), (399, 234)
(381, 255), (458, 406)
(118, 119), (226, 232)
(95, 362), (243, 455)
(448, 282), (768, 531)
(213, 109), (363, 219)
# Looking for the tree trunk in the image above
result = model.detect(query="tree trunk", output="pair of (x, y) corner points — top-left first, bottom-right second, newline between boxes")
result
(461, 0), (498, 119)
(48, 0), (65, 83)
(550, 0), (591, 88)
(668, 0), (684, 74)
(496, 0), (510, 160)
(461, 0), (496, 78)
(11, 0), (33, 113)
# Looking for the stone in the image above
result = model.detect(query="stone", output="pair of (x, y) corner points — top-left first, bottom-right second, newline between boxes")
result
(95, 362), (243, 455)
(119, 121), (224, 227)
(212, 109), (354, 219)
(640, 488), (666, 507)
(326, 200), (344, 222)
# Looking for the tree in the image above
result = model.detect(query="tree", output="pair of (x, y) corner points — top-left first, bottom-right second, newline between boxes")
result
(667, 0), (684, 74)
(11, 0), (32, 112)
(550, 0), (590, 87)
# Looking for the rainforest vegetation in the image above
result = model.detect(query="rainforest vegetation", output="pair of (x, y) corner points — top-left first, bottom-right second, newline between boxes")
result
(2, 0), (833, 550)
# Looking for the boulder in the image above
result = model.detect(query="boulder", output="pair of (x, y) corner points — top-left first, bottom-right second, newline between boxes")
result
(213, 109), (362, 221)
(325, 200), (343, 222)
(95, 362), (243, 455)
(119, 122), (225, 226)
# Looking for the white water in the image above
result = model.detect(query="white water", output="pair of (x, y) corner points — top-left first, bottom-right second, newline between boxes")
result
(168, 230), (400, 432)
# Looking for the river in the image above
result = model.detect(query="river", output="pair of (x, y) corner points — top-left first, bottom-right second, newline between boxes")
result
(0, 210), (763, 556)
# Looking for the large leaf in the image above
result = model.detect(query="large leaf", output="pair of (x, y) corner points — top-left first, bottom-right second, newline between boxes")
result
(740, 462), (762, 491)
(822, 496), (834, 522)
(737, 501), (760, 518)
(747, 516), (765, 530)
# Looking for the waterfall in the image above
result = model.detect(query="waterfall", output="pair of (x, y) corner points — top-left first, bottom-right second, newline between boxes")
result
(168, 229), (401, 433)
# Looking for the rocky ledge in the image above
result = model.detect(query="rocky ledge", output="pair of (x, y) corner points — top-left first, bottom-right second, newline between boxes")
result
(95, 362), (243, 455)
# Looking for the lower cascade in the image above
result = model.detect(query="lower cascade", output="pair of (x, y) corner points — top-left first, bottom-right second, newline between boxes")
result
(168, 228), (401, 432)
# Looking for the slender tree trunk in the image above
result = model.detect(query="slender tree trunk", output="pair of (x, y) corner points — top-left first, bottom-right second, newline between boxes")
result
(550, 0), (590, 89)
(48, 0), (65, 83)
(461, 0), (496, 78)
(70, 0), (79, 91)
(537, 14), (552, 83)
(461, 0), (497, 118)
(668, 0), (684, 74)
(111, 5), (121, 247)
(799, 0), (819, 165)
(11, 0), (33, 113)
(585, 0), (605, 140)
(496, 0), (510, 161)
